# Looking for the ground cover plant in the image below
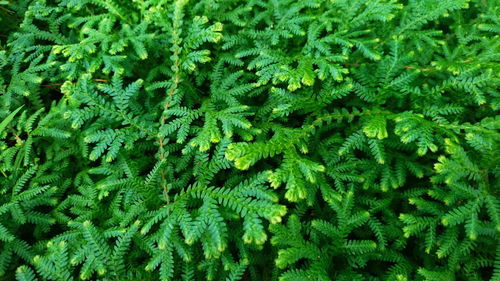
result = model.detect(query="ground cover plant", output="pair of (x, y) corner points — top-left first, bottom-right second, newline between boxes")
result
(0, 0), (499, 280)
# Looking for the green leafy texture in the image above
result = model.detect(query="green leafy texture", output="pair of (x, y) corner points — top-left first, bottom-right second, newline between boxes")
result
(0, 0), (498, 280)
(0, 105), (23, 133)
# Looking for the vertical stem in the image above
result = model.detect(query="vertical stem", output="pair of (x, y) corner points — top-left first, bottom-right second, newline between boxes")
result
(157, 0), (188, 204)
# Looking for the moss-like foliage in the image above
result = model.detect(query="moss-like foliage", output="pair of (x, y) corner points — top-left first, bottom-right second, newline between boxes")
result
(1, 0), (499, 280)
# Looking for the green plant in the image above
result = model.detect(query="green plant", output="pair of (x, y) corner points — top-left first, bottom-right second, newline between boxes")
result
(0, 0), (499, 280)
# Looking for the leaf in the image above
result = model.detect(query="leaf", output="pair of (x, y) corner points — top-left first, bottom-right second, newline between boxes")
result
(0, 106), (23, 134)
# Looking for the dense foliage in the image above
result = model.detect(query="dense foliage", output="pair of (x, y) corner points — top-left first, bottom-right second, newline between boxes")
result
(1, 0), (499, 280)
